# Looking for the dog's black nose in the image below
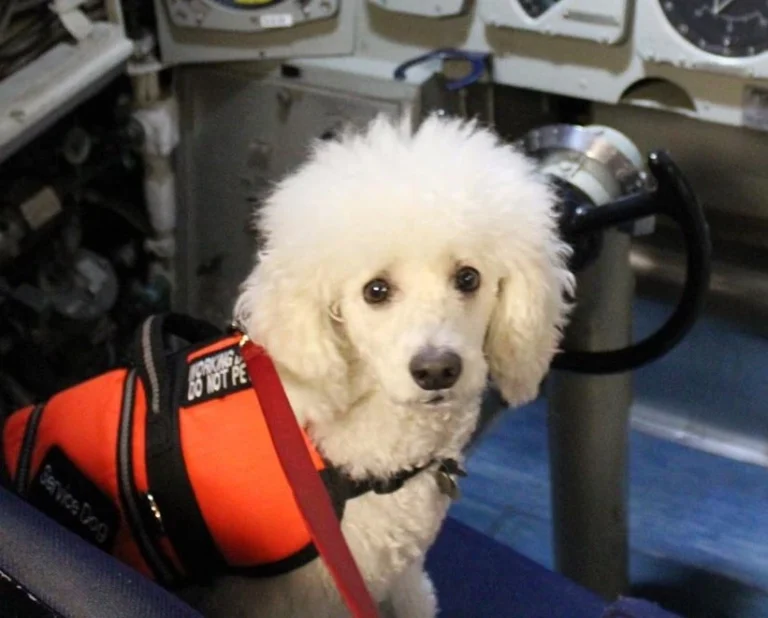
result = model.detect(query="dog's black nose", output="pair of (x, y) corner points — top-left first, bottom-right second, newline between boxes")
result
(409, 347), (463, 391)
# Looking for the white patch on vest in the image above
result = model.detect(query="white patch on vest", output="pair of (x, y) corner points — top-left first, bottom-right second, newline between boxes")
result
(187, 347), (249, 404)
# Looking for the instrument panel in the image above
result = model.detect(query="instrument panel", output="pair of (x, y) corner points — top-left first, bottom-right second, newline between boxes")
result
(480, 0), (633, 44)
(467, 0), (768, 129)
(658, 0), (768, 58)
(478, 0), (768, 77)
(154, 0), (353, 65)
(153, 0), (768, 130)
(636, 0), (768, 79)
(165, 0), (339, 33)
(366, 0), (467, 17)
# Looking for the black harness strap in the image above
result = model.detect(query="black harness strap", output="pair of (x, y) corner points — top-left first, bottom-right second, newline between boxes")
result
(15, 404), (45, 496)
(117, 370), (179, 586)
(138, 315), (228, 585)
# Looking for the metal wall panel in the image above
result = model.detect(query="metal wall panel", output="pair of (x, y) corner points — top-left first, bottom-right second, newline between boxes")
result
(173, 62), (429, 325)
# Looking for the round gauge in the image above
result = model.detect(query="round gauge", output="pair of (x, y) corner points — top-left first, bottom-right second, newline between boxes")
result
(659, 0), (768, 57)
(205, 0), (283, 9)
(518, 0), (564, 19)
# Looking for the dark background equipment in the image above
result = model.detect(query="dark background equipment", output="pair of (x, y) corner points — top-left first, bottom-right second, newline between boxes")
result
(0, 77), (168, 413)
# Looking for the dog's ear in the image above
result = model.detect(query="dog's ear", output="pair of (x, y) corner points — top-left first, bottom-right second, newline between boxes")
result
(484, 249), (574, 407)
(233, 256), (350, 415)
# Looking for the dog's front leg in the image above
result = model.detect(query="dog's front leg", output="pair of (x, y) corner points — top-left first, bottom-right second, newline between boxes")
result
(386, 560), (438, 618)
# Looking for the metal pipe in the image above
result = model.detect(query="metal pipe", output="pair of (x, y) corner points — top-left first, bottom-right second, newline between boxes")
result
(548, 230), (634, 599)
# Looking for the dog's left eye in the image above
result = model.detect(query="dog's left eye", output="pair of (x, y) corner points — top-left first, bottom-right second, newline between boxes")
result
(454, 266), (481, 294)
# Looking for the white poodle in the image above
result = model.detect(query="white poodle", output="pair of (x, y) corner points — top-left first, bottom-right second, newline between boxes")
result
(194, 114), (573, 617)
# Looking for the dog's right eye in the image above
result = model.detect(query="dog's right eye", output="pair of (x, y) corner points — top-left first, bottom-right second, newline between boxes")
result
(363, 278), (391, 304)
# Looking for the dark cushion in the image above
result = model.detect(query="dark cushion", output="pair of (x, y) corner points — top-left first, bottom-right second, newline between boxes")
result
(0, 485), (201, 618)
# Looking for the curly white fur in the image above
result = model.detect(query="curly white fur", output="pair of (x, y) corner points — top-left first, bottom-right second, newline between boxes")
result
(192, 114), (574, 618)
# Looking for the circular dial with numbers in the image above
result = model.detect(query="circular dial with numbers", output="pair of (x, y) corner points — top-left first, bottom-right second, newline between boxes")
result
(659, 0), (768, 57)
(518, 0), (564, 18)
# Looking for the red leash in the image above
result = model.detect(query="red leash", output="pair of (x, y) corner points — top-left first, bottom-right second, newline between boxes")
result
(239, 338), (380, 618)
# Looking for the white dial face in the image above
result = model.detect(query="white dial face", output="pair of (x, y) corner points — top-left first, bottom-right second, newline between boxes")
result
(659, 0), (768, 57)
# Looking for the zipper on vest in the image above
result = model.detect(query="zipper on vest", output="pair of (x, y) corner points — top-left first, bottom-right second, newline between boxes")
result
(117, 369), (176, 584)
(141, 317), (162, 415)
(15, 403), (45, 495)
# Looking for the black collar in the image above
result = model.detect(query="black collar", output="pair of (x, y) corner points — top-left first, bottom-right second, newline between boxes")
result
(328, 458), (466, 502)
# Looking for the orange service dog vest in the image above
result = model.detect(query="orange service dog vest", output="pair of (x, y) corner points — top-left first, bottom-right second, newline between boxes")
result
(0, 314), (350, 587)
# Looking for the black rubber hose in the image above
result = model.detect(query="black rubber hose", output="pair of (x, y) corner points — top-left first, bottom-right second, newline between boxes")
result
(551, 150), (712, 374)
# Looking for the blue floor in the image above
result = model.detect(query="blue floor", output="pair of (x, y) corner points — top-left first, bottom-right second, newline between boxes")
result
(631, 300), (768, 466)
(449, 399), (768, 618)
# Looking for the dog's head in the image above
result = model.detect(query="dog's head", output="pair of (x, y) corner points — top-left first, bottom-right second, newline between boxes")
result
(235, 114), (573, 425)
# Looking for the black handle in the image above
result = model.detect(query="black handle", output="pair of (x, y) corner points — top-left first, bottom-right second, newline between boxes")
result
(551, 150), (712, 374)
(131, 313), (223, 421)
